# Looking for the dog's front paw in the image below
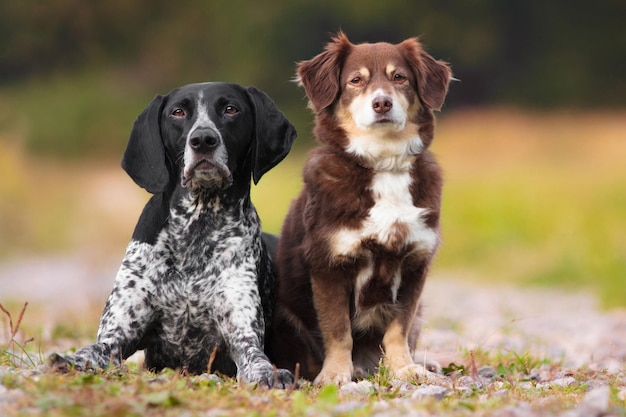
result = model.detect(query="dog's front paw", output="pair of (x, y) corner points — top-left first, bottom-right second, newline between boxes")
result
(272, 368), (296, 389)
(48, 344), (117, 373)
(314, 366), (353, 386)
(48, 352), (98, 373)
(239, 360), (295, 389)
(48, 353), (76, 372)
(394, 363), (448, 385)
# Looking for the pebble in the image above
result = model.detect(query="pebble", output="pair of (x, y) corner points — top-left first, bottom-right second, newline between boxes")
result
(575, 386), (610, 416)
(196, 373), (224, 385)
(550, 376), (577, 387)
(339, 380), (375, 397)
(0, 385), (26, 413)
(536, 376), (577, 389)
(490, 403), (536, 417)
(331, 400), (364, 414)
(477, 365), (496, 379)
(410, 385), (449, 400)
(492, 389), (509, 398)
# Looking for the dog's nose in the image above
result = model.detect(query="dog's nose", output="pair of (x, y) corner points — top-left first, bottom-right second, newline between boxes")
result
(189, 129), (220, 153)
(372, 96), (393, 114)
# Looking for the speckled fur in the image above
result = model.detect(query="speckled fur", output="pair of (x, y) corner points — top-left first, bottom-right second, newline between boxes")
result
(49, 82), (296, 388)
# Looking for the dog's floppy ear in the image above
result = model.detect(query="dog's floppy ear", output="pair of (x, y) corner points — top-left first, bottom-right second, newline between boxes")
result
(399, 38), (452, 111)
(246, 86), (297, 184)
(121, 95), (170, 194)
(297, 31), (353, 112)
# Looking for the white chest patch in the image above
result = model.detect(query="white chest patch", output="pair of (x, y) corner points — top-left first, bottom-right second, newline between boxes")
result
(331, 170), (438, 258)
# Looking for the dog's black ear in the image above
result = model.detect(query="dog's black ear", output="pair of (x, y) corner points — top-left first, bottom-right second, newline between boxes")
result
(121, 95), (170, 194)
(246, 86), (297, 184)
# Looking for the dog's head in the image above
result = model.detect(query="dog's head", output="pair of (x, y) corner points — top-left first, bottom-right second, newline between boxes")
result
(296, 33), (451, 162)
(122, 83), (297, 195)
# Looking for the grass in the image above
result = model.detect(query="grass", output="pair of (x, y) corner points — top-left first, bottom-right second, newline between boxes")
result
(1, 306), (625, 417)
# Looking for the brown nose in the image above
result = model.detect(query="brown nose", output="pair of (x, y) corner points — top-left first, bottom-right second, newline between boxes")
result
(372, 96), (393, 114)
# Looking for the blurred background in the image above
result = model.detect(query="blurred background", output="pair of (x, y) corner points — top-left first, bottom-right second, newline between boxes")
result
(0, 0), (624, 324)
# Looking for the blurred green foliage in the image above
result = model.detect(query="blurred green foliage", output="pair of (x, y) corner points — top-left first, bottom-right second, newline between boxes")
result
(0, 2), (624, 307)
(436, 174), (626, 308)
(1, 0), (625, 157)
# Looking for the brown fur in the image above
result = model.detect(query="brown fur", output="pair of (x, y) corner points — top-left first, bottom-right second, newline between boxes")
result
(269, 33), (451, 384)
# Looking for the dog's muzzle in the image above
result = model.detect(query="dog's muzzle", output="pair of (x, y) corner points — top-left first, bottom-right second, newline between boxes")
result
(182, 128), (232, 190)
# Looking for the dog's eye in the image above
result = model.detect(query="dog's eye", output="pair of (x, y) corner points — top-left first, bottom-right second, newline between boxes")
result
(350, 77), (363, 86)
(393, 74), (407, 83)
(171, 108), (186, 118)
(224, 105), (239, 115)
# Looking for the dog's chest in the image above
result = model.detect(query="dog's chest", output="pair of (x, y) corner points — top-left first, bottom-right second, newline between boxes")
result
(332, 170), (437, 257)
(329, 169), (438, 322)
(153, 197), (260, 320)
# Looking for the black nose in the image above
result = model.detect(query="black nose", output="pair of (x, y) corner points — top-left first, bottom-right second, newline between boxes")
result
(189, 129), (220, 152)
(372, 96), (393, 114)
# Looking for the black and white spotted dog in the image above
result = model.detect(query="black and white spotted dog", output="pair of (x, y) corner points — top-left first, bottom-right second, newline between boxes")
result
(50, 82), (297, 388)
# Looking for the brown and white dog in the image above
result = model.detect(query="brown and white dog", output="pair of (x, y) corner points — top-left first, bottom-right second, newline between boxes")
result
(269, 33), (452, 385)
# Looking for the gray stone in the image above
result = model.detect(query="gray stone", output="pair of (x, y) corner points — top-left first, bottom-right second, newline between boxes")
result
(490, 403), (537, 417)
(478, 365), (496, 379)
(339, 380), (376, 397)
(573, 386), (610, 417)
(550, 376), (577, 387)
(411, 384), (449, 400)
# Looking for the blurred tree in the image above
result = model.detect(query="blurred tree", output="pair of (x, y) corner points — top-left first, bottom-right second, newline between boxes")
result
(1, 0), (624, 106)
(0, 0), (624, 156)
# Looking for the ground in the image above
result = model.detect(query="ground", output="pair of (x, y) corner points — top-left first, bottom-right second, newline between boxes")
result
(1, 258), (625, 416)
(1, 108), (625, 415)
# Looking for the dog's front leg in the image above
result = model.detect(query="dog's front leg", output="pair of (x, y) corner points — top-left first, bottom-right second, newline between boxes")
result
(215, 271), (294, 388)
(50, 241), (157, 371)
(382, 257), (431, 381)
(311, 270), (354, 385)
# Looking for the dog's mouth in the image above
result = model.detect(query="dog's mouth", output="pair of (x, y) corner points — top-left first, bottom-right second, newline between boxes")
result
(372, 113), (402, 127)
(181, 159), (233, 190)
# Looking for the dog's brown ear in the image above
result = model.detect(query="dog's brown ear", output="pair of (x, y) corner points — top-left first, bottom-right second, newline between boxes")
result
(297, 32), (353, 112)
(121, 95), (170, 194)
(246, 86), (297, 185)
(400, 38), (452, 111)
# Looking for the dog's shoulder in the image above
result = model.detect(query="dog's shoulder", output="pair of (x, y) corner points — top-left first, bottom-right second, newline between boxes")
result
(131, 193), (172, 245)
(303, 147), (373, 195)
(409, 150), (443, 209)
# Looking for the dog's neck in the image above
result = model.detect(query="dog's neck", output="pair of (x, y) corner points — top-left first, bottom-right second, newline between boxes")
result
(172, 178), (252, 217)
(343, 133), (423, 172)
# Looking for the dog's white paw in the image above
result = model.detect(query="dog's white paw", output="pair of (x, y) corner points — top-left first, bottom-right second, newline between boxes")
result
(394, 363), (448, 384)
(314, 368), (352, 386)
